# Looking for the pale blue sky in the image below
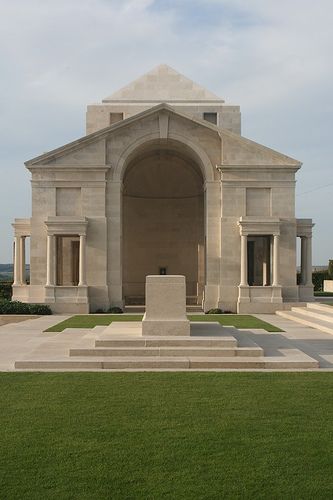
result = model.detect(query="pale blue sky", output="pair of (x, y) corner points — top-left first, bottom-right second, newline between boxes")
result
(0, 0), (332, 264)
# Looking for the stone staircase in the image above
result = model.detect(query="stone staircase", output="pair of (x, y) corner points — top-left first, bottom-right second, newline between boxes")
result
(276, 303), (333, 335)
(14, 322), (319, 370)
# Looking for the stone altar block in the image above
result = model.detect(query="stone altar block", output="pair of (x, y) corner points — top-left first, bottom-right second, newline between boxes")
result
(142, 275), (190, 336)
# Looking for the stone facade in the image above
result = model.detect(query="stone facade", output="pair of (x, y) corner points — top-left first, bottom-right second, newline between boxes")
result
(12, 64), (314, 313)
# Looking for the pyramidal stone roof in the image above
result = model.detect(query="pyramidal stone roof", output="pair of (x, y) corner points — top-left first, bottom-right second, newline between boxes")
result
(103, 64), (224, 103)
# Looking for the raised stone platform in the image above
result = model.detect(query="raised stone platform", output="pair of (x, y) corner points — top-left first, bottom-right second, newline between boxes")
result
(14, 321), (319, 371)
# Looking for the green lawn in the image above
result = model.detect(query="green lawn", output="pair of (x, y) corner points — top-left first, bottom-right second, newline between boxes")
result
(314, 291), (333, 297)
(46, 314), (282, 333)
(0, 373), (332, 499)
(188, 314), (282, 331)
(46, 314), (144, 332)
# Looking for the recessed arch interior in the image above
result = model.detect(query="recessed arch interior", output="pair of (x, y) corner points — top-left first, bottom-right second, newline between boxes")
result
(122, 139), (205, 304)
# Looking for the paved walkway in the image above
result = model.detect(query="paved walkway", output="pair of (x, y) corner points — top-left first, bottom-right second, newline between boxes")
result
(254, 314), (333, 369)
(0, 314), (333, 370)
(0, 316), (70, 371)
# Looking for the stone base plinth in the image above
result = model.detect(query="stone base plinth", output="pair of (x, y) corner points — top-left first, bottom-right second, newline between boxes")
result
(142, 319), (190, 336)
(298, 284), (315, 302)
(142, 275), (190, 336)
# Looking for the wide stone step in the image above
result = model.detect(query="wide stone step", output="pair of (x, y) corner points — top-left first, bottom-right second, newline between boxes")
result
(306, 302), (333, 316)
(291, 307), (333, 324)
(95, 336), (238, 348)
(15, 357), (191, 370)
(69, 346), (263, 358)
(15, 355), (318, 370)
(276, 310), (333, 335)
(188, 357), (318, 369)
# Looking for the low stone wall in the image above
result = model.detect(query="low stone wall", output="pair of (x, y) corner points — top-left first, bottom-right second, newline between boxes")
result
(324, 280), (333, 292)
(0, 315), (40, 326)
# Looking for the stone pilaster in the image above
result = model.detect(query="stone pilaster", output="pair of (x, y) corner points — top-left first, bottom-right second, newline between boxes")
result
(78, 234), (87, 286)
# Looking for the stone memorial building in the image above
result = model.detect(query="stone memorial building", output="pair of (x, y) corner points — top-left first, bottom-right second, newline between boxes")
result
(12, 65), (314, 313)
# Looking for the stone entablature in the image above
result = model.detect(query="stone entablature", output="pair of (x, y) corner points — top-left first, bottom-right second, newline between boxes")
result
(12, 218), (31, 237)
(12, 65), (314, 313)
(238, 217), (281, 236)
(45, 217), (88, 236)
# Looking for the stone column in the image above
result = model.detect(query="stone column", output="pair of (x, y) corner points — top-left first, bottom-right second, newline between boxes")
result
(306, 236), (313, 286)
(301, 236), (307, 285)
(240, 234), (248, 286)
(108, 181), (123, 306)
(53, 235), (57, 286)
(20, 236), (26, 285)
(272, 234), (280, 286)
(78, 234), (87, 286)
(204, 181), (221, 309)
(46, 234), (54, 286)
(197, 243), (205, 304)
(262, 236), (270, 286)
(13, 236), (21, 286)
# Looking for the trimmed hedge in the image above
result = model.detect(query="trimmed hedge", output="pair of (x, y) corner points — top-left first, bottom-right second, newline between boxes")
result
(205, 308), (232, 315)
(108, 306), (123, 314)
(0, 282), (12, 300)
(298, 271), (329, 291)
(312, 271), (330, 292)
(0, 300), (52, 315)
(206, 308), (223, 314)
(95, 306), (123, 314)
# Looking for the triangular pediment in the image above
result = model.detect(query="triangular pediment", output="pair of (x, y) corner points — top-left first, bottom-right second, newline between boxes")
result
(25, 102), (300, 170)
(221, 129), (301, 167)
(103, 64), (223, 102)
(25, 104), (221, 167)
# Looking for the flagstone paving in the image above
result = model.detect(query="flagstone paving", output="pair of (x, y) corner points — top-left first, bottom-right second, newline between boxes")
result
(1, 314), (333, 370)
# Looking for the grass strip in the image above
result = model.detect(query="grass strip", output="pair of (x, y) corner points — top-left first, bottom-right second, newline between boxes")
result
(46, 314), (282, 333)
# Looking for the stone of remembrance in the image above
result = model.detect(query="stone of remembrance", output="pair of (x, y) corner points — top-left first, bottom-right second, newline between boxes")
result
(12, 65), (314, 313)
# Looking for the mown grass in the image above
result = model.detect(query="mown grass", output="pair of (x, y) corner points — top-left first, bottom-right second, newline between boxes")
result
(45, 314), (144, 332)
(45, 314), (282, 333)
(0, 372), (332, 499)
(188, 314), (282, 332)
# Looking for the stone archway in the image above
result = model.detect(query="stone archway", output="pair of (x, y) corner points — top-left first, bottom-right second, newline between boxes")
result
(122, 140), (205, 305)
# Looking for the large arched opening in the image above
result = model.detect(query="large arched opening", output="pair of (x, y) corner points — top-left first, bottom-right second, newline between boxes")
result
(122, 139), (205, 305)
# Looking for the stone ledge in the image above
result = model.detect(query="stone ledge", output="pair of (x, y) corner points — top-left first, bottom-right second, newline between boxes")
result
(0, 315), (40, 326)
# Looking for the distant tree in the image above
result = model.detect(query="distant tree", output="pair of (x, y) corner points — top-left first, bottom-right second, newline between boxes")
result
(328, 260), (333, 278)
